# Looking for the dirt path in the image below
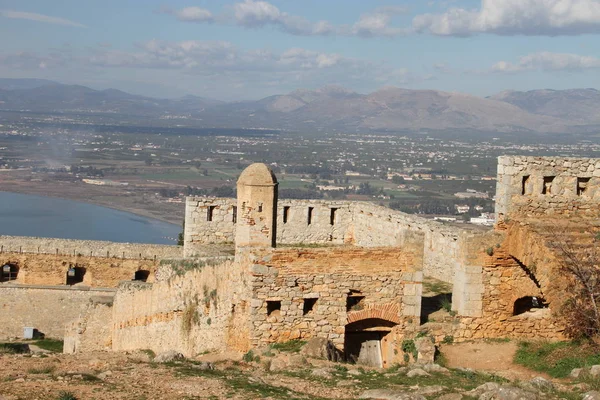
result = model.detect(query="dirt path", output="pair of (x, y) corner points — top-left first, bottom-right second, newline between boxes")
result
(440, 341), (550, 381)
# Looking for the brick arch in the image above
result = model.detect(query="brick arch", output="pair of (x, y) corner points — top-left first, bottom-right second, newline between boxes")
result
(346, 304), (401, 324)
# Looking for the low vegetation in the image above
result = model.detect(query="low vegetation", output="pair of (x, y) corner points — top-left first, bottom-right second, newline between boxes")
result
(514, 340), (600, 378)
(34, 339), (64, 353)
(269, 340), (306, 353)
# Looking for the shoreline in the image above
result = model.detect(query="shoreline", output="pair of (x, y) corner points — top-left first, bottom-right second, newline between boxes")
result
(0, 188), (182, 227)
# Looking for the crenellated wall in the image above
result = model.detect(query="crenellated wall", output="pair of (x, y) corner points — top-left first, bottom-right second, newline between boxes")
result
(495, 156), (600, 221)
(0, 235), (181, 259)
(184, 198), (474, 283)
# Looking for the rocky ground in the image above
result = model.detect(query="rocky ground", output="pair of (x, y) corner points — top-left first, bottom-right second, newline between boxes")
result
(0, 341), (599, 400)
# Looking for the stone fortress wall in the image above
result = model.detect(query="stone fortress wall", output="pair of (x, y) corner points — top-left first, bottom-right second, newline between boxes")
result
(495, 156), (600, 221)
(0, 285), (115, 339)
(184, 197), (466, 284)
(0, 236), (180, 340)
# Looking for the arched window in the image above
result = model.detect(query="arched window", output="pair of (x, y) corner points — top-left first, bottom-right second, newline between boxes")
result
(134, 270), (150, 282)
(513, 296), (545, 315)
(1, 264), (19, 282)
(66, 266), (86, 285)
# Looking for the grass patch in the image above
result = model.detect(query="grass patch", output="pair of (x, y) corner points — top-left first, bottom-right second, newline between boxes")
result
(34, 339), (64, 353)
(514, 341), (600, 378)
(0, 342), (29, 354)
(56, 392), (78, 400)
(28, 365), (56, 374)
(422, 278), (452, 295)
(269, 340), (306, 353)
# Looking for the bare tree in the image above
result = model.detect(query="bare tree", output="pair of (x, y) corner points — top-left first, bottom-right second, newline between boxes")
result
(549, 227), (600, 339)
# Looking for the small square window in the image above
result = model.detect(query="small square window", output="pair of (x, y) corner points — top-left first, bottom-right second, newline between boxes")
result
(303, 298), (318, 315)
(577, 177), (590, 196)
(542, 176), (555, 195)
(267, 300), (281, 316)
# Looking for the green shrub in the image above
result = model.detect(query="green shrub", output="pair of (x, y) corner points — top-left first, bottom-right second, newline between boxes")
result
(269, 340), (306, 353)
(442, 335), (454, 344)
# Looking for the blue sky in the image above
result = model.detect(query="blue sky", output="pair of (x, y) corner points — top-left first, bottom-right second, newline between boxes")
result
(1, 0), (600, 100)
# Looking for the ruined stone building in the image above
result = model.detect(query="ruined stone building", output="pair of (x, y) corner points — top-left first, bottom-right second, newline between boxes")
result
(1, 156), (598, 367)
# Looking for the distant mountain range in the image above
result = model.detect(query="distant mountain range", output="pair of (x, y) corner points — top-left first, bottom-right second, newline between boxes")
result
(1, 78), (599, 134)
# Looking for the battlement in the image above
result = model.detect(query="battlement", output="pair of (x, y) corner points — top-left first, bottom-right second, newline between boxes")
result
(495, 156), (600, 221)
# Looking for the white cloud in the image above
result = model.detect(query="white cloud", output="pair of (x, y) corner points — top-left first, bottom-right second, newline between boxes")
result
(351, 6), (407, 37)
(167, 7), (214, 23)
(165, 2), (405, 37)
(0, 10), (86, 28)
(491, 51), (600, 72)
(412, 0), (600, 36)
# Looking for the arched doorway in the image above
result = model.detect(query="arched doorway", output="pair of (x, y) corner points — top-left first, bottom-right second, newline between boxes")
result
(344, 318), (397, 368)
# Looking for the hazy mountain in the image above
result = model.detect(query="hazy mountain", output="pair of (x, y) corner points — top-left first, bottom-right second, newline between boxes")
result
(489, 88), (600, 124)
(0, 78), (59, 90)
(0, 79), (598, 134)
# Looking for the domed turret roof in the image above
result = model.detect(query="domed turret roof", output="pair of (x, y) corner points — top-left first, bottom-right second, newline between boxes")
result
(237, 163), (278, 186)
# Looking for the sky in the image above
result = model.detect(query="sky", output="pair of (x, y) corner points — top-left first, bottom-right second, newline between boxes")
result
(1, 0), (600, 100)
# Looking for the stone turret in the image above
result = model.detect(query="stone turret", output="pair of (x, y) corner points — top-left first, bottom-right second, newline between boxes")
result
(235, 163), (278, 249)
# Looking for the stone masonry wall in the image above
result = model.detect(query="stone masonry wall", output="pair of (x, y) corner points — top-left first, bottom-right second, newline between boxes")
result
(248, 247), (422, 361)
(0, 236), (181, 259)
(185, 197), (476, 283)
(64, 301), (113, 354)
(495, 156), (600, 220)
(0, 285), (115, 340)
(110, 259), (252, 356)
(0, 252), (160, 287)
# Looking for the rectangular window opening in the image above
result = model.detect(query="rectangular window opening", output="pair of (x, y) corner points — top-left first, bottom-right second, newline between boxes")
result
(258, 203), (263, 213)
(267, 300), (281, 316)
(521, 175), (530, 195)
(330, 208), (338, 225)
(577, 177), (591, 196)
(207, 205), (216, 221)
(232, 206), (237, 223)
(307, 207), (314, 225)
(346, 293), (365, 312)
(303, 298), (318, 315)
(542, 176), (555, 195)
(283, 206), (290, 224)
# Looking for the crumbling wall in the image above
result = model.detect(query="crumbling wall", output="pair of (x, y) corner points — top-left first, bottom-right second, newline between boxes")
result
(0, 285), (115, 340)
(110, 258), (251, 356)
(248, 247), (422, 357)
(64, 299), (113, 354)
(0, 252), (160, 287)
(495, 156), (600, 221)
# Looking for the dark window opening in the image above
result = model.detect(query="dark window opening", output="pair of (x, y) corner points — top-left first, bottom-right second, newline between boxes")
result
(207, 206), (216, 221)
(232, 206), (237, 223)
(330, 208), (338, 225)
(1, 263), (19, 282)
(267, 300), (281, 316)
(134, 270), (150, 282)
(258, 203), (263, 213)
(542, 176), (555, 195)
(521, 175), (530, 195)
(577, 177), (591, 196)
(513, 296), (546, 316)
(303, 298), (318, 315)
(346, 290), (365, 312)
(307, 207), (314, 225)
(66, 266), (86, 285)
(283, 206), (290, 224)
